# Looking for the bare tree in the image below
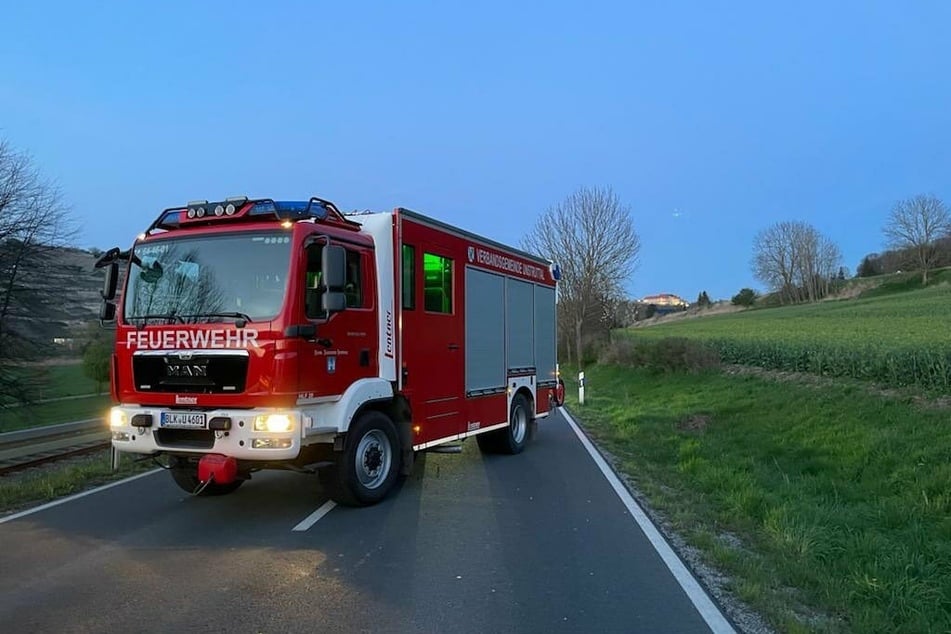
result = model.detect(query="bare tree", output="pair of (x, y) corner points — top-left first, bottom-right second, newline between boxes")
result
(883, 194), (951, 285)
(0, 140), (74, 402)
(523, 186), (640, 367)
(753, 221), (841, 303)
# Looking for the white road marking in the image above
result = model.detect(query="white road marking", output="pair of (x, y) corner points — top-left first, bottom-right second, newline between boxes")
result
(292, 500), (337, 531)
(560, 408), (736, 634)
(0, 469), (162, 525)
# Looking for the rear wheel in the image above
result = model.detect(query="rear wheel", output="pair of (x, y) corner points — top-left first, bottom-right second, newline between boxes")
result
(477, 393), (534, 455)
(168, 456), (243, 496)
(320, 410), (401, 507)
(553, 378), (566, 407)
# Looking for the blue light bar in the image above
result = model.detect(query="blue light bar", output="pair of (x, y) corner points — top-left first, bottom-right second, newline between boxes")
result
(251, 200), (328, 220)
(145, 195), (352, 236)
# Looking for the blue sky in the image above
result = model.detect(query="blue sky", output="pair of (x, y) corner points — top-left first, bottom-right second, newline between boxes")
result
(2, 1), (950, 301)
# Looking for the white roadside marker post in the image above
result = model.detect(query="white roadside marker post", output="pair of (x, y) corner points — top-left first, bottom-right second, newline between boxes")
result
(111, 446), (121, 472)
(579, 371), (586, 405)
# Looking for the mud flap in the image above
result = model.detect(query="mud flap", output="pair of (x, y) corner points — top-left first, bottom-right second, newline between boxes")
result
(399, 420), (414, 476)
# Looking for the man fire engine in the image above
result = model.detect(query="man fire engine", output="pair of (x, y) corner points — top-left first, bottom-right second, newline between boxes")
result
(97, 196), (564, 506)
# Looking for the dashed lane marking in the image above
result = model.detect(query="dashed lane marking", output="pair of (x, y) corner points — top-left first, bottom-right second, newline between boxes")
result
(292, 500), (337, 531)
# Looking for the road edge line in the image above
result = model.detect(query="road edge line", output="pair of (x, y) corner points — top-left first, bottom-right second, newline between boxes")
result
(0, 469), (162, 525)
(292, 500), (337, 531)
(561, 407), (736, 634)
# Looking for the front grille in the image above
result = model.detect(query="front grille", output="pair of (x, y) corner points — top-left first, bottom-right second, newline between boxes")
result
(133, 353), (248, 394)
(155, 429), (216, 449)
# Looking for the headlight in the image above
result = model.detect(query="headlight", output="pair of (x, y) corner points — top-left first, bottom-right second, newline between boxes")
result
(110, 408), (128, 427)
(253, 414), (293, 433)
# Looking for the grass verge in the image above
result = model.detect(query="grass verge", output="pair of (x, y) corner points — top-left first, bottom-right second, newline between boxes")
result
(0, 451), (156, 517)
(38, 363), (104, 399)
(565, 364), (951, 634)
(0, 395), (112, 432)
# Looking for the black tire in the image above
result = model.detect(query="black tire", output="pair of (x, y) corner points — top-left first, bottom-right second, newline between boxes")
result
(320, 410), (401, 507)
(477, 393), (534, 455)
(169, 456), (243, 496)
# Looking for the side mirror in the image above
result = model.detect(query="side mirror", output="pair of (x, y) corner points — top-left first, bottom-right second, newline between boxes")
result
(321, 245), (347, 315)
(322, 245), (346, 290)
(101, 262), (119, 300)
(100, 302), (116, 322)
(94, 247), (121, 269)
(322, 292), (346, 313)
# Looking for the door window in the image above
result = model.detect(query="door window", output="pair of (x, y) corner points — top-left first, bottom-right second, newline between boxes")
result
(304, 243), (365, 318)
(304, 243), (324, 319)
(345, 250), (364, 308)
(402, 244), (416, 310)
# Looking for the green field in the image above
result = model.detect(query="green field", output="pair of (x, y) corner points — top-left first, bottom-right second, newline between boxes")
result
(625, 281), (951, 390)
(586, 277), (951, 630)
(40, 363), (106, 398)
(0, 395), (111, 432)
(565, 365), (951, 633)
(2, 362), (104, 403)
(0, 362), (109, 432)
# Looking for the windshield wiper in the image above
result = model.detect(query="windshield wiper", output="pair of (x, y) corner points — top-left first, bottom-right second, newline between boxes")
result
(179, 312), (253, 327)
(129, 313), (185, 328)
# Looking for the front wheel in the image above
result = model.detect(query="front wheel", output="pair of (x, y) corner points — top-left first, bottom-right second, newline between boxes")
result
(320, 410), (401, 507)
(168, 456), (243, 496)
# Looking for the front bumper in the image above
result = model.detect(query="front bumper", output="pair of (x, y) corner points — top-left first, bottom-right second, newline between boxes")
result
(109, 405), (305, 461)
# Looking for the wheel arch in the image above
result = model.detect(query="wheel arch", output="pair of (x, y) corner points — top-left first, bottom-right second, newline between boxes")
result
(346, 393), (414, 476)
(513, 386), (536, 417)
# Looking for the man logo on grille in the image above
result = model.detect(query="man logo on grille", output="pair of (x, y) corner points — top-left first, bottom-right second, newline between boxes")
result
(165, 354), (208, 377)
(166, 364), (208, 377)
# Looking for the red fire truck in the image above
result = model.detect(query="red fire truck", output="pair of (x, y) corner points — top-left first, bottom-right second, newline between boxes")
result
(97, 196), (563, 506)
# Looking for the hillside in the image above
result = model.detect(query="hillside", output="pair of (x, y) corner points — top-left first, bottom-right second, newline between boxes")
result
(7, 247), (105, 353)
(620, 275), (951, 390)
(632, 284), (951, 348)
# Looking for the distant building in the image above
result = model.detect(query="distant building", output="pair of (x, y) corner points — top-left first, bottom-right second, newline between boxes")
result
(52, 337), (76, 350)
(640, 293), (688, 308)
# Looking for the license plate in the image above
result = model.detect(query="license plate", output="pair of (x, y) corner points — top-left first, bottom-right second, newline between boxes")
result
(160, 412), (207, 428)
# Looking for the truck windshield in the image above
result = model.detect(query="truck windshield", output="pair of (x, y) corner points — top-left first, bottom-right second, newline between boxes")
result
(124, 231), (292, 324)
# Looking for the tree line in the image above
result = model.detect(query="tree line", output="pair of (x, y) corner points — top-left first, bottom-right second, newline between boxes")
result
(752, 194), (950, 304)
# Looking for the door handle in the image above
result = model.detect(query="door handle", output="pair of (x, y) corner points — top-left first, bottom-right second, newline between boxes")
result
(448, 343), (460, 350)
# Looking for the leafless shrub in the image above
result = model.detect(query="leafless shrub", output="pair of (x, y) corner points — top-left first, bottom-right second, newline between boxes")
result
(601, 337), (721, 374)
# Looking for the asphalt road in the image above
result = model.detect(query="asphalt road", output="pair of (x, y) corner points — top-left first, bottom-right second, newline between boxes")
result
(0, 410), (729, 634)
